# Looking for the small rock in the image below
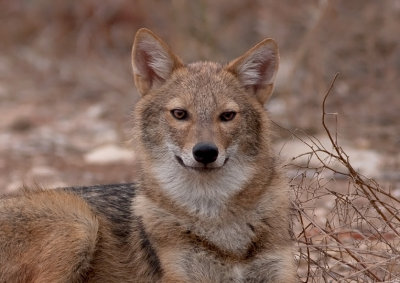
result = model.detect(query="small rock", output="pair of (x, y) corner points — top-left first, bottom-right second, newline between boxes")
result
(344, 148), (382, 177)
(267, 98), (287, 116)
(5, 181), (24, 193)
(276, 136), (384, 178)
(84, 144), (135, 164)
(28, 166), (58, 177)
(86, 104), (106, 119)
(276, 136), (346, 174)
(40, 181), (68, 190)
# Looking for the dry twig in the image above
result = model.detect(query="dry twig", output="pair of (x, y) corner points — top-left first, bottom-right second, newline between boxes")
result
(287, 74), (400, 282)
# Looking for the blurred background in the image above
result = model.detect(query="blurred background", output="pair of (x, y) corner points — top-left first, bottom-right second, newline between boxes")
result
(0, 0), (399, 192)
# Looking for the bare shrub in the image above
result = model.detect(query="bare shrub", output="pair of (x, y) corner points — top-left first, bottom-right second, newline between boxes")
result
(288, 75), (400, 282)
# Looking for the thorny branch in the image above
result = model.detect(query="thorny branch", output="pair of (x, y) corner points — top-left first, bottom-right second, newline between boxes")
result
(288, 74), (400, 282)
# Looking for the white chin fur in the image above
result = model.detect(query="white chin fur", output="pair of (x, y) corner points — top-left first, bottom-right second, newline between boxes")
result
(151, 145), (254, 218)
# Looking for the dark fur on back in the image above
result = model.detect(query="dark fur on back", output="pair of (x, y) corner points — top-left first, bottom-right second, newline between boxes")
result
(66, 183), (163, 279)
(66, 183), (136, 240)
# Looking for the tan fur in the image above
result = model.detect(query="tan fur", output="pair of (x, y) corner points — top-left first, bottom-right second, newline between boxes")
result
(0, 28), (296, 282)
(0, 189), (98, 282)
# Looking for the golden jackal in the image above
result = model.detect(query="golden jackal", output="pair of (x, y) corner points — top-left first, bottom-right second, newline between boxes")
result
(0, 28), (296, 282)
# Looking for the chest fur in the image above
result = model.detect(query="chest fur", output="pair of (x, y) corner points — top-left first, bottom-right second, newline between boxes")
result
(187, 217), (257, 256)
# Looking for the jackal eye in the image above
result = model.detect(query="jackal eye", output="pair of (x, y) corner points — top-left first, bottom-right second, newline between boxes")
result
(171, 109), (188, 120)
(220, 111), (236, 122)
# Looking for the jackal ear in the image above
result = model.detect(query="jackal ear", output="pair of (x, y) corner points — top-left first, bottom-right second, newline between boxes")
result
(227, 39), (279, 105)
(132, 28), (183, 96)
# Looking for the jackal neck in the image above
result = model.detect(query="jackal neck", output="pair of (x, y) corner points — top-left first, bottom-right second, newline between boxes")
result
(136, 151), (279, 220)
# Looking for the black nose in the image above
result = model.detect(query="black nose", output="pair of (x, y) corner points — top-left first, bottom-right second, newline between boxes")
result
(192, 142), (219, 165)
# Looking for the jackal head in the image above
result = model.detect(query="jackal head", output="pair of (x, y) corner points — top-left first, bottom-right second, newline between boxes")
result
(131, 28), (279, 215)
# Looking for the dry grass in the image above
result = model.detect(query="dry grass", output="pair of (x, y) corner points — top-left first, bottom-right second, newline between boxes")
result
(289, 75), (400, 282)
